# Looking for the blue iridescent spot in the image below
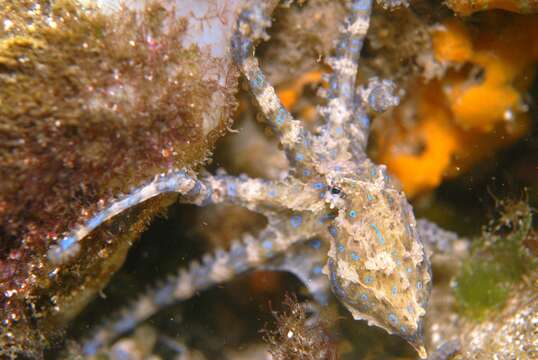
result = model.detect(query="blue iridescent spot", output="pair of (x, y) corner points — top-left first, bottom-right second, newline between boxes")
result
(388, 313), (398, 324)
(371, 223), (385, 245)
(364, 275), (373, 284)
(303, 169), (311, 176)
(337, 243), (345, 253)
(313, 182), (325, 190)
(367, 193), (374, 201)
(406, 267), (413, 273)
(188, 181), (201, 195)
(370, 167), (377, 177)
(227, 183), (237, 197)
(417, 281), (423, 289)
(360, 293), (368, 301)
(358, 114), (370, 128)
(268, 188), (277, 197)
(391, 286), (398, 296)
(341, 83), (352, 97)
(351, 252), (360, 261)
(275, 107), (286, 127)
(59, 236), (76, 251)
(400, 326), (407, 333)
(334, 165), (342, 172)
(87, 213), (106, 230)
(349, 210), (357, 218)
(352, 0), (370, 11)
(251, 72), (264, 88)
(350, 38), (361, 53)
(331, 79), (338, 91)
(295, 153), (305, 161)
(313, 265), (323, 275)
(290, 215), (303, 228)
(262, 240), (273, 250)
(335, 127), (343, 135)
(310, 239), (321, 250)
(329, 226), (337, 238)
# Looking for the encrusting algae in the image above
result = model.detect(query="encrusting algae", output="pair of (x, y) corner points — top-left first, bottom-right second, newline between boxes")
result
(0, 0), (237, 357)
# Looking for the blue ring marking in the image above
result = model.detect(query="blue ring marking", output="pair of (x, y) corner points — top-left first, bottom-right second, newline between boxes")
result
(329, 226), (337, 238)
(154, 283), (174, 306)
(313, 265), (323, 275)
(187, 181), (201, 196)
(303, 169), (311, 177)
(87, 212), (106, 230)
(310, 239), (322, 250)
(350, 38), (362, 53)
(352, 0), (372, 11)
(360, 293), (368, 301)
(371, 223), (385, 245)
(406, 267), (413, 273)
(370, 167), (377, 178)
(126, 193), (141, 206)
(330, 79), (338, 91)
(251, 72), (264, 89)
(262, 240), (273, 250)
(337, 243), (345, 253)
(268, 188), (277, 197)
(201, 188), (213, 206)
(227, 183), (237, 197)
(337, 37), (348, 50)
(351, 252), (360, 261)
(400, 326), (407, 333)
(358, 114), (370, 128)
(59, 236), (76, 251)
(417, 281), (423, 289)
(367, 193), (374, 201)
(341, 83), (352, 98)
(364, 275), (373, 284)
(334, 165), (342, 172)
(295, 153), (305, 161)
(313, 182), (325, 190)
(275, 107), (286, 127)
(83, 340), (100, 356)
(388, 313), (398, 324)
(335, 127), (343, 135)
(113, 315), (137, 333)
(290, 215), (303, 228)
(157, 177), (176, 192)
(349, 210), (357, 218)
(391, 286), (398, 296)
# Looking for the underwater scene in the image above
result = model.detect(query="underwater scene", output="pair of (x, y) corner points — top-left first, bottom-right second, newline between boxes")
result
(0, 0), (537, 359)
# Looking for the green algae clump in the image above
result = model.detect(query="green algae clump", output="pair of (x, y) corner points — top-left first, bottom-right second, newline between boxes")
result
(454, 199), (536, 320)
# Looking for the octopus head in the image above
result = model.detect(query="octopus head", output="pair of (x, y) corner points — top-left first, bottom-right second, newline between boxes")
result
(323, 164), (431, 358)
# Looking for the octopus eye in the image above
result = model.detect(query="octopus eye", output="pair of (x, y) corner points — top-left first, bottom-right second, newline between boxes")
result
(330, 187), (342, 195)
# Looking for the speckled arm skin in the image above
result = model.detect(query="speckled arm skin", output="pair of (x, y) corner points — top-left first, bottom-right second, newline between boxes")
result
(81, 219), (324, 356)
(58, 0), (448, 357)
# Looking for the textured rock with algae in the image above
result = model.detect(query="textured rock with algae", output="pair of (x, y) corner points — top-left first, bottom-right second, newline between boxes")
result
(0, 0), (238, 357)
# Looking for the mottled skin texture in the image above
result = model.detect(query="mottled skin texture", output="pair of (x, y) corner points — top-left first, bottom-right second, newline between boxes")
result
(48, 0), (431, 357)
